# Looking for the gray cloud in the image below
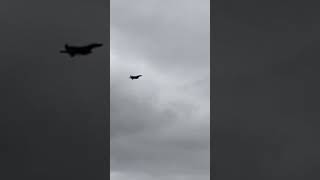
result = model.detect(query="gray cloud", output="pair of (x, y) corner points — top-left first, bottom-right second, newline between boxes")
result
(111, 0), (210, 179)
(111, 0), (209, 75)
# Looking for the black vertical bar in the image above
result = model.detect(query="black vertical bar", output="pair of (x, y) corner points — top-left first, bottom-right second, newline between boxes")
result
(0, 0), (110, 179)
(210, 0), (216, 178)
(106, 0), (111, 179)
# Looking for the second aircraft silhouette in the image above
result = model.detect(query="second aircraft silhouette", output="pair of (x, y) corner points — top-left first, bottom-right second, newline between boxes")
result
(129, 75), (142, 80)
(60, 43), (103, 57)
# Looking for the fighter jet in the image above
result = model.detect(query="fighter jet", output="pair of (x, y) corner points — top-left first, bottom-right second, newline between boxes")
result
(60, 43), (103, 57)
(129, 75), (142, 80)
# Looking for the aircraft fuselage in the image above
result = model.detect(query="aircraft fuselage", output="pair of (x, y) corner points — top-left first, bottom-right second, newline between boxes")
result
(129, 75), (142, 80)
(60, 43), (103, 57)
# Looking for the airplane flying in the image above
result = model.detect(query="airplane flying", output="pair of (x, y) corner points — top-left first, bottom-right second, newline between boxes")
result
(60, 43), (103, 57)
(129, 75), (142, 80)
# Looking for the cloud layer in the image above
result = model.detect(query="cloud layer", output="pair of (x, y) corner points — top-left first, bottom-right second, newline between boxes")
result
(110, 0), (210, 180)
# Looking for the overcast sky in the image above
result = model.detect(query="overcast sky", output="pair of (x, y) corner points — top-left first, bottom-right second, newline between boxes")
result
(110, 0), (210, 180)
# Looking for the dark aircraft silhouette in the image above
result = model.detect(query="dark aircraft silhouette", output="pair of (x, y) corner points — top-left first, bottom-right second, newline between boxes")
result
(129, 75), (142, 80)
(60, 43), (103, 57)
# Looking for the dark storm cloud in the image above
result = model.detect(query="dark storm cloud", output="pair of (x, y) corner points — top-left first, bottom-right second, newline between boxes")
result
(0, 0), (107, 179)
(214, 0), (320, 179)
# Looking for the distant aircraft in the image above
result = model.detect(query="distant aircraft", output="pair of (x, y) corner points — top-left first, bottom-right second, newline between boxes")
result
(60, 43), (103, 57)
(129, 75), (142, 80)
